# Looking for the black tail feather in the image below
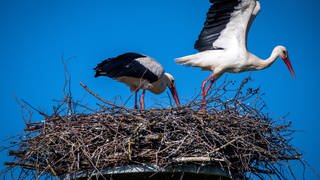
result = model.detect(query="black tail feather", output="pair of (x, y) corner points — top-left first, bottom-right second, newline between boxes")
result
(93, 52), (155, 81)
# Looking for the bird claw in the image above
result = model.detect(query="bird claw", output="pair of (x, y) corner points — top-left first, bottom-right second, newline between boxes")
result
(199, 103), (208, 112)
(200, 96), (207, 111)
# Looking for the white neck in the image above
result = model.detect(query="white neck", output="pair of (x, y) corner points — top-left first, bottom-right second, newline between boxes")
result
(255, 46), (281, 70)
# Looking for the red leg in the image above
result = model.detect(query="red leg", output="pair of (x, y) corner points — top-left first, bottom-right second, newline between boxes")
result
(204, 78), (216, 98)
(200, 74), (216, 110)
(140, 89), (146, 110)
(134, 90), (139, 109)
(201, 75), (212, 97)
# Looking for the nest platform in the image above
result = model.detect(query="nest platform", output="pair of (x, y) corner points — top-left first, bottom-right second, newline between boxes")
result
(2, 79), (302, 179)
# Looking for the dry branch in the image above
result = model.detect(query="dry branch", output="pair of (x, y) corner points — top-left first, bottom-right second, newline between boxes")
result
(80, 81), (129, 112)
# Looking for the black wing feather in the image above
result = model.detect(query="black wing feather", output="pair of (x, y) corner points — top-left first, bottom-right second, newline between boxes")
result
(94, 53), (160, 83)
(194, 0), (240, 52)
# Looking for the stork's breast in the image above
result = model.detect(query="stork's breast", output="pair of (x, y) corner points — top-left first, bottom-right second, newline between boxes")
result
(147, 77), (167, 94)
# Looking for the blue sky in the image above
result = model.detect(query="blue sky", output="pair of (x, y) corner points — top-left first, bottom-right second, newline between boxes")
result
(0, 0), (319, 179)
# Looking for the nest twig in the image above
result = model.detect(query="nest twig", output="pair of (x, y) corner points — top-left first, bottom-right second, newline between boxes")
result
(1, 78), (303, 179)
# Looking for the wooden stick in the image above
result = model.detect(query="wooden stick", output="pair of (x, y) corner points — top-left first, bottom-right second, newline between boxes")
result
(20, 99), (49, 118)
(80, 82), (129, 112)
(173, 157), (225, 162)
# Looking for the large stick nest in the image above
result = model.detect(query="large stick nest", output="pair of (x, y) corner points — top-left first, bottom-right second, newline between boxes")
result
(2, 78), (302, 179)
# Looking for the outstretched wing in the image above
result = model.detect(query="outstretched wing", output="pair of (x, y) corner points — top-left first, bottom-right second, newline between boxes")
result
(194, 0), (259, 52)
(94, 53), (164, 83)
(245, 1), (261, 47)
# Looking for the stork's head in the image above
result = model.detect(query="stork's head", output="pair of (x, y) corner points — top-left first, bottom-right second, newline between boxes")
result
(164, 73), (181, 107)
(277, 46), (296, 79)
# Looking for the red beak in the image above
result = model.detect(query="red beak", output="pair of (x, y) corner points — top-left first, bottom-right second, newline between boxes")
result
(169, 85), (181, 107)
(282, 56), (296, 79)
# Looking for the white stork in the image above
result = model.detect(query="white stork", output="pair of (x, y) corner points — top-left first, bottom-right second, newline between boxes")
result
(176, 0), (295, 109)
(94, 52), (181, 110)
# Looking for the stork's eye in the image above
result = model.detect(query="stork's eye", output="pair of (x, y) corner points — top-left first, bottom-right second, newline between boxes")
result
(282, 50), (287, 56)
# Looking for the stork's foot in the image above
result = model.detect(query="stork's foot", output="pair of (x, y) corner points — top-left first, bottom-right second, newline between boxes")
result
(199, 104), (207, 111)
(200, 93), (208, 111)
